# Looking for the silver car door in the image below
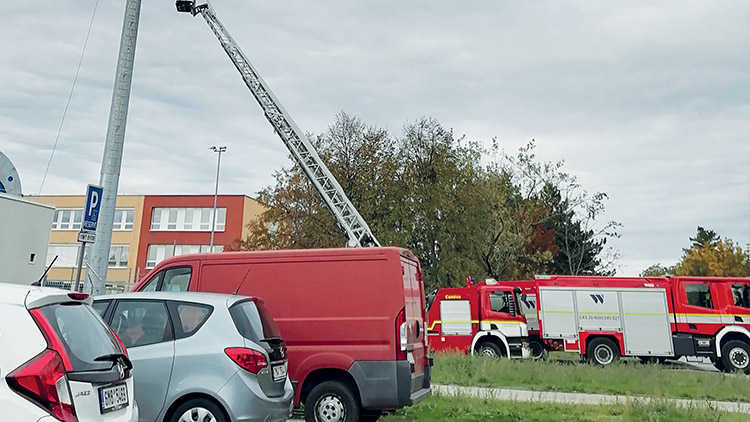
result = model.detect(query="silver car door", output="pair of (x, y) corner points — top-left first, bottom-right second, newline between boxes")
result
(110, 300), (175, 422)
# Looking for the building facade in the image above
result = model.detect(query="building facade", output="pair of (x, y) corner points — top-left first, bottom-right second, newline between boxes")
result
(34, 194), (264, 289)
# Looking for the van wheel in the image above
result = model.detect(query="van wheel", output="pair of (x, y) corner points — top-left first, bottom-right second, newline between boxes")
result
(586, 338), (620, 366)
(169, 398), (227, 422)
(304, 381), (360, 422)
(477, 341), (503, 358)
(529, 339), (546, 360)
(720, 340), (750, 373)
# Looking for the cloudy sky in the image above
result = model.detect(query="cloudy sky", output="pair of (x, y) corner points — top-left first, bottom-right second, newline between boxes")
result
(1, 0), (748, 276)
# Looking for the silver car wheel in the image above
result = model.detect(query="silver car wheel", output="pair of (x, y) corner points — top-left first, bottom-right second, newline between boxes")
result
(729, 347), (749, 369)
(594, 344), (614, 365)
(178, 406), (217, 422)
(315, 394), (346, 422)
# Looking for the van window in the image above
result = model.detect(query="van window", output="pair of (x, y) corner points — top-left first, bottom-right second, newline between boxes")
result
(732, 284), (750, 309)
(162, 267), (192, 292)
(140, 275), (160, 292)
(685, 283), (713, 309)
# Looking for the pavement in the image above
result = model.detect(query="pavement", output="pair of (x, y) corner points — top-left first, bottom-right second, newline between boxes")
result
(433, 384), (750, 414)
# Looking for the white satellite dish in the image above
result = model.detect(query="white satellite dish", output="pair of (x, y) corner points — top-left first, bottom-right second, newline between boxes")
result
(0, 152), (22, 196)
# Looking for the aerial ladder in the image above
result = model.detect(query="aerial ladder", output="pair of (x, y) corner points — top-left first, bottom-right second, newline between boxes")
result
(175, 1), (379, 247)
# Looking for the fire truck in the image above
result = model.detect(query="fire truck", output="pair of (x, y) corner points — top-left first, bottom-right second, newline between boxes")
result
(427, 278), (531, 358)
(506, 275), (750, 372)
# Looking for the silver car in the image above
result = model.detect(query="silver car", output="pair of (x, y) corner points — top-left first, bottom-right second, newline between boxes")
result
(93, 292), (293, 422)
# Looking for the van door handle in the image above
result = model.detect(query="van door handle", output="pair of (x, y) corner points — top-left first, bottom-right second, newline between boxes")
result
(735, 316), (744, 323)
(689, 323), (697, 330)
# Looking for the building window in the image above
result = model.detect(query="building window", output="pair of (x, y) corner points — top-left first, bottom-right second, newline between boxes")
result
(51, 209), (83, 230)
(113, 209), (135, 231)
(150, 208), (226, 232)
(108, 245), (130, 268)
(146, 244), (224, 269)
(46, 244), (129, 268)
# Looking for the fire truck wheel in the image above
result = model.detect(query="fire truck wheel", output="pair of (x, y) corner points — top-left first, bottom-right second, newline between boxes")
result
(586, 337), (620, 366)
(720, 340), (750, 373)
(477, 341), (504, 358)
(529, 339), (546, 360)
(304, 380), (360, 422)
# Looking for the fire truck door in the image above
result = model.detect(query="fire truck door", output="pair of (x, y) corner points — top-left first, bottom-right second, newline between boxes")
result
(680, 281), (723, 334)
(727, 281), (750, 326)
(481, 288), (523, 335)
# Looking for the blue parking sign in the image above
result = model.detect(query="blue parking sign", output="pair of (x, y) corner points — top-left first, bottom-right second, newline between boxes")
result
(82, 184), (103, 232)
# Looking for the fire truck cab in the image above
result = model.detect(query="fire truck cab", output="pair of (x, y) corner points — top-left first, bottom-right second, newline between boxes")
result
(509, 275), (750, 372)
(427, 278), (530, 359)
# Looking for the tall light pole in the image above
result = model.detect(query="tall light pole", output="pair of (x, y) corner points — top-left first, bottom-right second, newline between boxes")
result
(209, 146), (226, 250)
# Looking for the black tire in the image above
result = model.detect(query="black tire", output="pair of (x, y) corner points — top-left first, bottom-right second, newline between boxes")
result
(586, 337), (620, 366)
(168, 397), (227, 422)
(476, 341), (504, 358)
(529, 339), (546, 360)
(720, 340), (750, 373)
(304, 380), (360, 422)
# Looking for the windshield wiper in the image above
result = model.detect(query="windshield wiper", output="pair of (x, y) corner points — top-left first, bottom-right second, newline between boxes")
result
(261, 337), (284, 344)
(94, 353), (133, 370)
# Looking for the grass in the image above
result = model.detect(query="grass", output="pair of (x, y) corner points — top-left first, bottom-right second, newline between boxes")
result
(381, 394), (747, 422)
(431, 352), (750, 403)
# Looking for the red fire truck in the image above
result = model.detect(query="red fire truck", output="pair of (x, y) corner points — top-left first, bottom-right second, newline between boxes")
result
(427, 278), (531, 358)
(506, 275), (750, 372)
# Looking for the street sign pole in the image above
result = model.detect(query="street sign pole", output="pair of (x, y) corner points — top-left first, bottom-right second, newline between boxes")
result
(73, 242), (86, 292)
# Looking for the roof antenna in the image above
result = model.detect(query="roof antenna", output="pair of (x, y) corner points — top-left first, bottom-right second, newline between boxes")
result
(233, 267), (252, 295)
(33, 255), (58, 286)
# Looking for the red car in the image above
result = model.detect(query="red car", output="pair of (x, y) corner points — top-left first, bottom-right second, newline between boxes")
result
(132, 247), (432, 422)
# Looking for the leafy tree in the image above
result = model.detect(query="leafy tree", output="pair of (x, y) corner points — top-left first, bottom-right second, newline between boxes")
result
(674, 238), (750, 277)
(640, 263), (675, 277)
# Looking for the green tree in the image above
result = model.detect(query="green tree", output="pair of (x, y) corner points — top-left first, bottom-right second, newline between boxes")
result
(640, 263), (675, 277)
(674, 238), (750, 277)
(688, 226), (719, 250)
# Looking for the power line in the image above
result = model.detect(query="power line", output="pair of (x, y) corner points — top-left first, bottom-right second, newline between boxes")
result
(38, 0), (101, 194)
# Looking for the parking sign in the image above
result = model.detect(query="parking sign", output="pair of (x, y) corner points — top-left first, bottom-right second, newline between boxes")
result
(82, 184), (103, 232)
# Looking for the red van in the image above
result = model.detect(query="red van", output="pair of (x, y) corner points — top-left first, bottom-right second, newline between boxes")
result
(132, 247), (432, 422)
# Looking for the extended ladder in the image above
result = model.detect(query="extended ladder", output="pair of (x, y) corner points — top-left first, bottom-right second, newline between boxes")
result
(177, 1), (379, 247)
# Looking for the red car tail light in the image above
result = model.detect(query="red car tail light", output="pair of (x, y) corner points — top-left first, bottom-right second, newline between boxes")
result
(225, 348), (268, 374)
(6, 349), (77, 422)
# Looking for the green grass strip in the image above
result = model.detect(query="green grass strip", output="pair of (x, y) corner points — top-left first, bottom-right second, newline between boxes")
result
(432, 352), (750, 402)
(382, 394), (748, 422)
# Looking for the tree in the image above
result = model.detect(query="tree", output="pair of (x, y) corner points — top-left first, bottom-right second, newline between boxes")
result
(674, 238), (750, 277)
(640, 263), (675, 277)
(688, 226), (719, 250)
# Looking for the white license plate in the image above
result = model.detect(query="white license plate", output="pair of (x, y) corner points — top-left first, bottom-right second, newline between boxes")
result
(272, 363), (287, 381)
(99, 383), (129, 414)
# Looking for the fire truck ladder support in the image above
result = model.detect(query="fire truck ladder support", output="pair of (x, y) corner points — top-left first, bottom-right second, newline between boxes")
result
(177, 1), (379, 248)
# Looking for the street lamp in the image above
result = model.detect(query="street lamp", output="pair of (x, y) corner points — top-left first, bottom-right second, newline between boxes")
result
(209, 146), (227, 250)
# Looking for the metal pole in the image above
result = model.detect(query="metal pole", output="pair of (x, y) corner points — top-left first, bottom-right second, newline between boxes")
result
(87, 0), (142, 296)
(209, 146), (226, 250)
(73, 242), (86, 292)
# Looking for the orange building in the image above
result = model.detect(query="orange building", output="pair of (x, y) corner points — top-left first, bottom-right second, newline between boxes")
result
(34, 194), (264, 290)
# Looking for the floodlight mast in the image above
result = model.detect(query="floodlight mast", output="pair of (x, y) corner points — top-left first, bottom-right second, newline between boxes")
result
(176, 1), (379, 247)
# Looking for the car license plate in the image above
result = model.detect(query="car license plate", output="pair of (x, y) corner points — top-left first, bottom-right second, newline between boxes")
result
(272, 363), (287, 381)
(99, 383), (129, 414)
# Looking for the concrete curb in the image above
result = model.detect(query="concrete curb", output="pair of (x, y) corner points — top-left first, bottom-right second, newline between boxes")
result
(433, 384), (750, 413)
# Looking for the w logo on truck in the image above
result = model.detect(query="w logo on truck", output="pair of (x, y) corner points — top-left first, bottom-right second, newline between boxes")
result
(590, 294), (605, 304)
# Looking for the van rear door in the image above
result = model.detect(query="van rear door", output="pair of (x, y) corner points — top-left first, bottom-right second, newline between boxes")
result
(401, 255), (429, 396)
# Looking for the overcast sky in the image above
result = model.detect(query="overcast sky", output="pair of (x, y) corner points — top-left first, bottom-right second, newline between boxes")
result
(1, 0), (748, 276)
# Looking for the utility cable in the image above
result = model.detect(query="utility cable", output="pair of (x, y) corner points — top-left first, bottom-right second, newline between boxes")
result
(39, 0), (100, 194)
